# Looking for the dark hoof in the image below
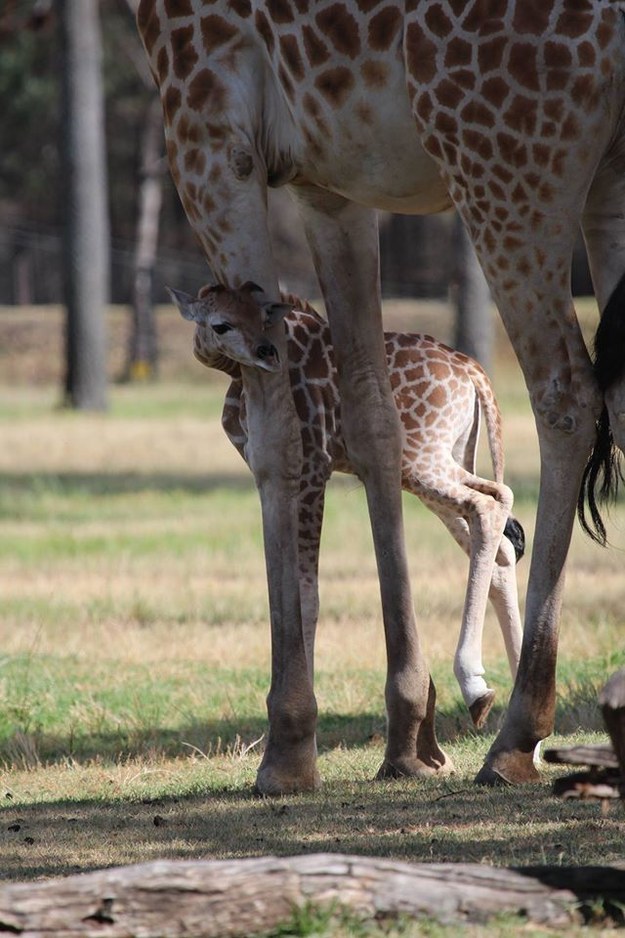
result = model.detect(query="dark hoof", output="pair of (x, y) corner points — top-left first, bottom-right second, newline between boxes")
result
(376, 752), (454, 780)
(469, 690), (496, 730)
(475, 748), (540, 786)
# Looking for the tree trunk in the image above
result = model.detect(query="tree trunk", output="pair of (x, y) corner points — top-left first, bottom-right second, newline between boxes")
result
(59, 0), (109, 410)
(452, 213), (493, 372)
(124, 96), (164, 382)
(2, 853), (622, 935)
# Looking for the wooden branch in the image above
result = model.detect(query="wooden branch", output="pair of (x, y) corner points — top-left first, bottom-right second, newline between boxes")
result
(544, 743), (618, 769)
(551, 769), (622, 804)
(547, 669), (625, 805)
(599, 668), (625, 775)
(2, 853), (625, 935)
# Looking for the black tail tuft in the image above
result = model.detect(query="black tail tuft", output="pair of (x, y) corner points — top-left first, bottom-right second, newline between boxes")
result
(504, 516), (525, 563)
(577, 271), (625, 545)
(577, 406), (624, 546)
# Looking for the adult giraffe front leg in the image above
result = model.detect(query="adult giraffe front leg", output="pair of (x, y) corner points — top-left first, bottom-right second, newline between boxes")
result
(136, 8), (319, 794)
(250, 373), (321, 795)
(292, 186), (451, 778)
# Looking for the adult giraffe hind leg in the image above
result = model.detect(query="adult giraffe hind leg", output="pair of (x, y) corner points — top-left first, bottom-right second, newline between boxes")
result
(405, 3), (621, 785)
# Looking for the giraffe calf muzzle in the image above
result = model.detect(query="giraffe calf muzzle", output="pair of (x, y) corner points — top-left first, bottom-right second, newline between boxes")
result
(256, 343), (281, 371)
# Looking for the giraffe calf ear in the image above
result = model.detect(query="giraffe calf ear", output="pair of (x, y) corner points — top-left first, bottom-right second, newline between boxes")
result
(240, 281), (264, 293)
(167, 286), (206, 323)
(261, 301), (292, 327)
(198, 283), (226, 298)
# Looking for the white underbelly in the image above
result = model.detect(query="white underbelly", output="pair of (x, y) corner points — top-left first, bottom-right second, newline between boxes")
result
(294, 85), (451, 215)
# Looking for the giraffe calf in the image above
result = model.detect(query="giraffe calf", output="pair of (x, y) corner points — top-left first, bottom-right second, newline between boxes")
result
(170, 282), (525, 729)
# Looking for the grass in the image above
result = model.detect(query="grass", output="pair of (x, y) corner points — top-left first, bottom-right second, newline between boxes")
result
(0, 299), (624, 933)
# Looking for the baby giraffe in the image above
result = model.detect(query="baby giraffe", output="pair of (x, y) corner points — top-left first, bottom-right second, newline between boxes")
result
(170, 282), (524, 729)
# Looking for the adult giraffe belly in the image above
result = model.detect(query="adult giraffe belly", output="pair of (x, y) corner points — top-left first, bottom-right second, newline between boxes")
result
(291, 79), (452, 215)
(331, 136), (453, 214)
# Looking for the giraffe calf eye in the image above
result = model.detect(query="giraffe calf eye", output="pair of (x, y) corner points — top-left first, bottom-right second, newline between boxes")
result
(212, 323), (233, 335)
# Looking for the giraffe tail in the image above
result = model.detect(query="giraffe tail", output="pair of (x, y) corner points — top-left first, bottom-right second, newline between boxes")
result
(471, 359), (525, 563)
(503, 517), (525, 563)
(577, 270), (625, 545)
(469, 360), (505, 485)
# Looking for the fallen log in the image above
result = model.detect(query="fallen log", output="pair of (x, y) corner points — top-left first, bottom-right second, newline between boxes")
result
(1, 853), (625, 935)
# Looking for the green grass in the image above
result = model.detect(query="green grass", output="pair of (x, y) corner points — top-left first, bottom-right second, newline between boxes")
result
(0, 300), (624, 934)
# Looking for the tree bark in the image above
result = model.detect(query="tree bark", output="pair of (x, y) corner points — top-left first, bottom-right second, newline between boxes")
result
(452, 213), (493, 372)
(59, 0), (109, 410)
(2, 853), (624, 934)
(124, 96), (164, 382)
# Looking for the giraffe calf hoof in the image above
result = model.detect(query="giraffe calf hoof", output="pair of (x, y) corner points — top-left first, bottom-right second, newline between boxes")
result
(469, 690), (496, 730)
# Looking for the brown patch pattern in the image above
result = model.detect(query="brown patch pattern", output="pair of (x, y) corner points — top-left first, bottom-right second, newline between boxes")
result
(138, 0), (161, 57)
(316, 4), (361, 59)
(314, 66), (355, 107)
(280, 34), (306, 81)
(302, 24), (331, 65)
(186, 67), (227, 113)
(361, 59), (389, 88)
(201, 15), (238, 54)
(170, 25), (198, 80)
(227, 0), (252, 17)
(266, 0), (295, 24)
(368, 5), (402, 50)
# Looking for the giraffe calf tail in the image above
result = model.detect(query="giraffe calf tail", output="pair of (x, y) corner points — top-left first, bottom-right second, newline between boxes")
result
(503, 516), (525, 563)
(577, 270), (625, 545)
(468, 358), (525, 563)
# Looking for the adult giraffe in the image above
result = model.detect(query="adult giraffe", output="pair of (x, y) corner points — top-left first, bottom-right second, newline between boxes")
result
(137, 0), (625, 793)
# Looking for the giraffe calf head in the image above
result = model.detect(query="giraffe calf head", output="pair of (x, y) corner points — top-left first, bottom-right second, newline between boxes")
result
(168, 282), (292, 373)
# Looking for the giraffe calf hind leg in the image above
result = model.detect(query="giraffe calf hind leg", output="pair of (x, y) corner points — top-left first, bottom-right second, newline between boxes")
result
(469, 691), (497, 730)
(418, 471), (516, 729)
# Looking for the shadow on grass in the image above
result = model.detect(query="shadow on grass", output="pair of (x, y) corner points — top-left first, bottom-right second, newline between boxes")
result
(1, 753), (623, 882)
(0, 691), (607, 771)
(0, 695), (618, 881)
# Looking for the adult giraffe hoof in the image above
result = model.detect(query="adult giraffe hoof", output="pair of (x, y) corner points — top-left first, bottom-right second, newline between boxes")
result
(375, 751), (454, 780)
(469, 690), (496, 729)
(255, 764), (321, 796)
(474, 748), (540, 786)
